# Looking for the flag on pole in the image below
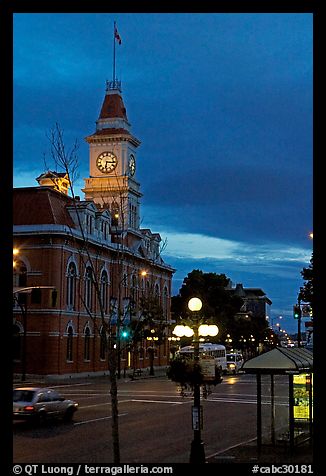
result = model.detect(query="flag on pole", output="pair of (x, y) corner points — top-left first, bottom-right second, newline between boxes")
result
(114, 24), (122, 45)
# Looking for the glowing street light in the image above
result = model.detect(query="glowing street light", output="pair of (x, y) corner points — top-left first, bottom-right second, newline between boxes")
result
(186, 297), (206, 463)
(172, 297), (220, 463)
(188, 297), (203, 312)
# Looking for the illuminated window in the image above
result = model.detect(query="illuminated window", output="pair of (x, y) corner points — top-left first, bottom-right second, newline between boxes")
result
(13, 260), (27, 287)
(111, 203), (119, 226)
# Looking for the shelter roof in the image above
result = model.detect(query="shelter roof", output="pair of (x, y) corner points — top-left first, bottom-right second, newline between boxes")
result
(242, 347), (313, 374)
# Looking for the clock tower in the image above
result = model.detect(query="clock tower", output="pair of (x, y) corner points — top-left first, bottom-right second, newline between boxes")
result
(82, 80), (142, 231)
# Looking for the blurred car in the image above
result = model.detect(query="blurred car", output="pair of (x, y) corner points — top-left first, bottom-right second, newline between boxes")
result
(13, 387), (78, 423)
(226, 353), (244, 374)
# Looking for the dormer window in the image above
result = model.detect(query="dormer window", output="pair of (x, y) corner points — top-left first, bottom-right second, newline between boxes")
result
(86, 214), (93, 235)
(101, 220), (108, 240)
(111, 204), (119, 227)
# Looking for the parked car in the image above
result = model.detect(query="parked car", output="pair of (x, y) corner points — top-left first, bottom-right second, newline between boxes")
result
(13, 387), (78, 423)
(226, 353), (244, 374)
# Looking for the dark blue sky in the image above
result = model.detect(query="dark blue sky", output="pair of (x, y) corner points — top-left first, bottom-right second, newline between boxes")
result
(13, 13), (313, 334)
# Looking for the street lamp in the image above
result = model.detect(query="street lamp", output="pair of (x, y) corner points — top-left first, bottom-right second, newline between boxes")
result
(187, 297), (205, 463)
(172, 299), (219, 463)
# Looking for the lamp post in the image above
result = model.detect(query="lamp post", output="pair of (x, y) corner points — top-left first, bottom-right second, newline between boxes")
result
(188, 296), (205, 463)
(172, 298), (218, 463)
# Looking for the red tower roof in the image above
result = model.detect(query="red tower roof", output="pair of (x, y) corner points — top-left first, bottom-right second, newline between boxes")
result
(98, 92), (128, 121)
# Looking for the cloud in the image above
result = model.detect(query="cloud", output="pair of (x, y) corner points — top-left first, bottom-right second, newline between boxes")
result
(159, 229), (311, 265)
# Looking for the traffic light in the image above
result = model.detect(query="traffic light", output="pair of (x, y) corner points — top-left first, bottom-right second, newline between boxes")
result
(293, 305), (301, 319)
(121, 327), (130, 339)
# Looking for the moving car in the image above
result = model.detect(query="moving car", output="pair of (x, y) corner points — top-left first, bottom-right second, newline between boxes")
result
(226, 353), (244, 374)
(13, 387), (78, 423)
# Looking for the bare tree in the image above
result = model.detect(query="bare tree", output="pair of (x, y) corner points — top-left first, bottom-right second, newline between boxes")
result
(45, 123), (171, 462)
(45, 123), (122, 462)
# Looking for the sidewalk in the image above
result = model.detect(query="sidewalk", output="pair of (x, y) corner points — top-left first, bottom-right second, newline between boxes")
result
(207, 439), (313, 464)
(13, 366), (169, 385)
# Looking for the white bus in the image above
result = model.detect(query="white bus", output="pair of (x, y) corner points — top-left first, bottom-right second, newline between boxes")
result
(178, 342), (227, 373)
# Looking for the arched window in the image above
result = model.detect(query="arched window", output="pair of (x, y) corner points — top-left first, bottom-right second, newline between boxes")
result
(140, 277), (145, 295)
(84, 326), (91, 361)
(155, 283), (160, 304)
(131, 274), (137, 302)
(13, 260), (27, 287)
(13, 323), (22, 361)
(111, 203), (120, 227)
(67, 261), (77, 310)
(163, 286), (169, 319)
(84, 266), (93, 311)
(66, 325), (74, 362)
(100, 270), (109, 314)
(100, 326), (107, 360)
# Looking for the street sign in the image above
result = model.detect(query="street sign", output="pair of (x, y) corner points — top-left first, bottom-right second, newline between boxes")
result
(192, 406), (203, 430)
(305, 321), (313, 328)
(199, 357), (216, 381)
(301, 304), (312, 317)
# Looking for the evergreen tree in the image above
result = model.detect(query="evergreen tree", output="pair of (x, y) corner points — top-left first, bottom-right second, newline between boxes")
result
(299, 253), (313, 311)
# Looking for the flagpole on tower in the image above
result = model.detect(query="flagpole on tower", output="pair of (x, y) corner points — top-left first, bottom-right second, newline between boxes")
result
(111, 21), (122, 89)
(113, 21), (117, 83)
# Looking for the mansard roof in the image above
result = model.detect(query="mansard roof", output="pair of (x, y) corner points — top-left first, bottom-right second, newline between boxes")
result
(140, 228), (161, 241)
(227, 283), (272, 305)
(99, 91), (128, 121)
(13, 187), (76, 227)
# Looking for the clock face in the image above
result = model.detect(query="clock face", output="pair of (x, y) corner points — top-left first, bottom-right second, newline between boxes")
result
(129, 154), (136, 176)
(96, 152), (117, 173)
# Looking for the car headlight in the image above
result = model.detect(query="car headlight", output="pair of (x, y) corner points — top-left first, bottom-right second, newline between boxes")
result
(228, 363), (236, 369)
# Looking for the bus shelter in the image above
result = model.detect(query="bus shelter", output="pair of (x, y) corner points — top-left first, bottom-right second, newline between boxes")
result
(242, 347), (313, 453)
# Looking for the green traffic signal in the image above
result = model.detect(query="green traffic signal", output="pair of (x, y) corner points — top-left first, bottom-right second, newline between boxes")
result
(293, 305), (301, 319)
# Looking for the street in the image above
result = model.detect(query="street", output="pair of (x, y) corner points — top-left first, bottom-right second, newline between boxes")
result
(13, 373), (289, 464)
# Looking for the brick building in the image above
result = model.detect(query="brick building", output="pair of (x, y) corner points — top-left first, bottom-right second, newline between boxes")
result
(13, 80), (175, 378)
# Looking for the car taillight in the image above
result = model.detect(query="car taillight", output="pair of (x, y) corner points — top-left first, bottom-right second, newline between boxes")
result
(24, 406), (35, 412)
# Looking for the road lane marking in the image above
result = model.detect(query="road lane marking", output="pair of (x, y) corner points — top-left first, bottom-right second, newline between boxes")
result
(130, 399), (184, 405)
(74, 413), (128, 426)
(207, 397), (288, 405)
(78, 402), (111, 409)
(48, 383), (92, 388)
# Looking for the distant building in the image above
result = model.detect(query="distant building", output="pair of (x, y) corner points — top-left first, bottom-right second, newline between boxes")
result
(225, 282), (272, 356)
(13, 80), (175, 378)
(227, 282), (272, 322)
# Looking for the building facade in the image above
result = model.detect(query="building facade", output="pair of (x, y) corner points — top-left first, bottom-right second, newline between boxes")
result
(13, 80), (175, 378)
